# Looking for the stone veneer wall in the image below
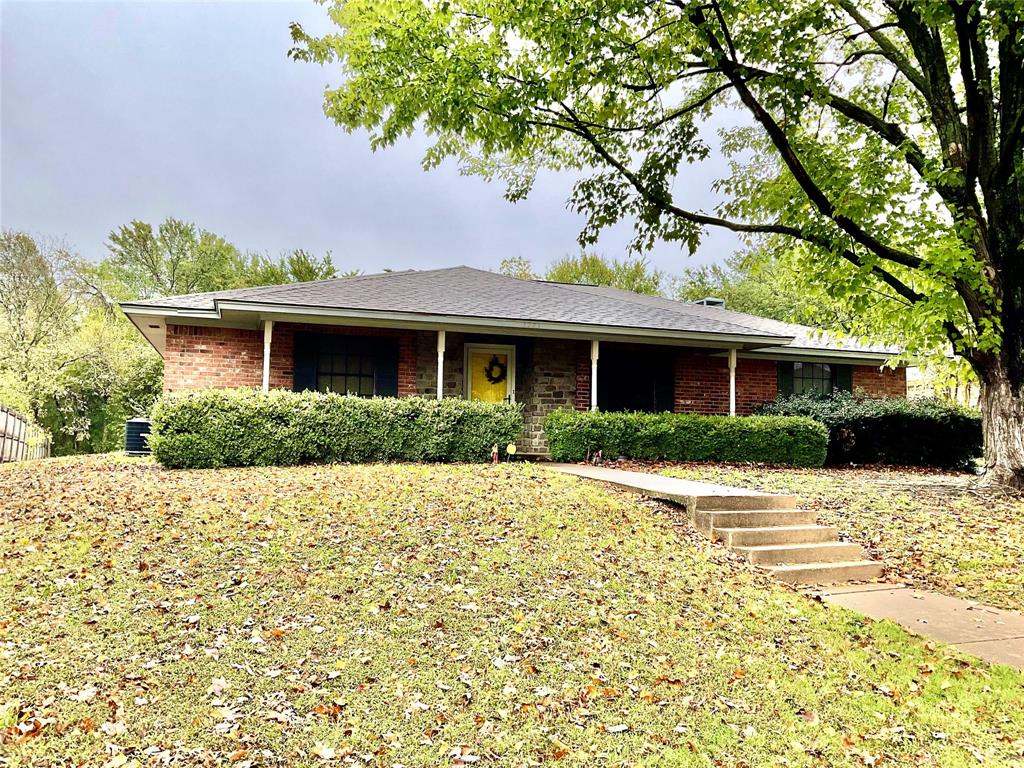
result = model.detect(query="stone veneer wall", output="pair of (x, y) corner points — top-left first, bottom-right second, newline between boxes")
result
(517, 339), (585, 454)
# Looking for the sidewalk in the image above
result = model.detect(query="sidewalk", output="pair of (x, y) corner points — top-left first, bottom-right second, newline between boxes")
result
(813, 584), (1024, 669)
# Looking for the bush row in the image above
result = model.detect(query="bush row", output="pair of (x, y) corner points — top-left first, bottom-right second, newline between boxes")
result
(758, 392), (982, 468)
(543, 410), (828, 467)
(149, 389), (523, 469)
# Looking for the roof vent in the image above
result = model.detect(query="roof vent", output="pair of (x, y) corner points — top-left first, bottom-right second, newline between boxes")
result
(694, 296), (726, 308)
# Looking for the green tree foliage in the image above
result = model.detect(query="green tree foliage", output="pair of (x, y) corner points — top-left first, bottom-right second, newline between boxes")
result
(546, 253), (664, 295)
(496, 256), (537, 280)
(498, 252), (663, 294)
(673, 248), (852, 326)
(0, 232), (82, 422)
(0, 230), (163, 452)
(102, 218), (241, 300)
(232, 248), (345, 287)
(99, 218), (345, 300)
(1, 222), (350, 454)
(291, 1), (1024, 486)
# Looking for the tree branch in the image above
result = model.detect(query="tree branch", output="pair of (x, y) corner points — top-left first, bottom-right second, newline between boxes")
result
(689, 9), (925, 271)
(552, 100), (929, 312)
(835, 0), (930, 96)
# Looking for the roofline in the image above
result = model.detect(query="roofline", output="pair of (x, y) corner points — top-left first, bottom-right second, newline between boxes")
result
(736, 347), (896, 365)
(120, 299), (795, 348)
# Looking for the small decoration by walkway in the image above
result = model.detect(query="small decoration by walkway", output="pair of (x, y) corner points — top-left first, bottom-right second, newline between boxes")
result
(547, 463), (882, 584)
(814, 584), (1024, 670)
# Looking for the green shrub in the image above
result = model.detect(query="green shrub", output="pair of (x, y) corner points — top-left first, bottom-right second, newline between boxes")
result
(149, 389), (523, 469)
(543, 410), (827, 467)
(757, 392), (982, 468)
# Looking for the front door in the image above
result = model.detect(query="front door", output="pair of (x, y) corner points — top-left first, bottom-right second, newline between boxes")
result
(465, 344), (515, 403)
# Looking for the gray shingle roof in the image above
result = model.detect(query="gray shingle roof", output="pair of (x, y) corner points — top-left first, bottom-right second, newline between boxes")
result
(121, 266), (896, 356)
(568, 283), (899, 356)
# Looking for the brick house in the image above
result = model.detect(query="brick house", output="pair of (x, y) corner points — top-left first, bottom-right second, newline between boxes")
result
(122, 266), (906, 454)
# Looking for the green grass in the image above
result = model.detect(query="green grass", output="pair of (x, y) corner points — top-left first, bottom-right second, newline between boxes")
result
(655, 463), (1024, 613)
(1, 455), (1022, 766)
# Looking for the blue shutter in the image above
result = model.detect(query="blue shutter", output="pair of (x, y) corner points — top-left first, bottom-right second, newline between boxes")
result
(293, 332), (318, 391)
(373, 340), (399, 397)
(835, 364), (853, 392)
(777, 362), (794, 397)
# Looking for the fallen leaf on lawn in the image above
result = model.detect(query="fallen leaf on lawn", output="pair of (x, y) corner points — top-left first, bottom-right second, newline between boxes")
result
(310, 742), (336, 760)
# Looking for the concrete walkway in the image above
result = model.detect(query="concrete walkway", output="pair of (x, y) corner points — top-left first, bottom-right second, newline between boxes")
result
(546, 463), (794, 510)
(814, 584), (1024, 669)
(547, 463), (1024, 669)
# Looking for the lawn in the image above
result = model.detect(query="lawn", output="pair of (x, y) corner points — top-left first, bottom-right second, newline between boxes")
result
(653, 463), (1024, 612)
(1, 456), (1022, 767)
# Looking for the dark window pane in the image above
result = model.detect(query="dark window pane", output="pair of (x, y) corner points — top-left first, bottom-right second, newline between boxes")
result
(792, 362), (834, 396)
(312, 338), (382, 399)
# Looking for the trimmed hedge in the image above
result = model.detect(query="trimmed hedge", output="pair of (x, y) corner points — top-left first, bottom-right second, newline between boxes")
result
(543, 410), (828, 467)
(149, 389), (524, 469)
(757, 392), (982, 468)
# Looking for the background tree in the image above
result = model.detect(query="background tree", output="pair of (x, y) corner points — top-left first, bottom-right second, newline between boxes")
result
(0, 232), (81, 422)
(498, 252), (663, 293)
(674, 246), (854, 327)
(547, 253), (664, 295)
(292, 0), (1024, 487)
(497, 256), (538, 280)
(102, 218), (241, 300)
(233, 248), (345, 287)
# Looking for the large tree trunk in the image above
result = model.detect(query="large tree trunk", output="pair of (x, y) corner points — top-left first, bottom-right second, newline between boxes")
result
(978, 365), (1024, 490)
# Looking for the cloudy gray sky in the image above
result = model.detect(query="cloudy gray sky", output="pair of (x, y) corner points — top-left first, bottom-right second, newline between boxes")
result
(1, 0), (742, 276)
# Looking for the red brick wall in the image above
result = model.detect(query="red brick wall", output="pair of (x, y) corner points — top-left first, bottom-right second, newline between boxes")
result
(163, 323), (417, 396)
(672, 353), (778, 416)
(575, 354), (591, 411)
(735, 358), (779, 414)
(163, 325), (264, 392)
(674, 352), (728, 414)
(852, 365), (907, 398)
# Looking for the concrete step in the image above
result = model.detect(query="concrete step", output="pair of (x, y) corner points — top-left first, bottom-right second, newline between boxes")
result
(732, 541), (866, 565)
(715, 525), (838, 547)
(692, 493), (797, 511)
(765, 560), (884, 585)
(699, 509), (819, 530)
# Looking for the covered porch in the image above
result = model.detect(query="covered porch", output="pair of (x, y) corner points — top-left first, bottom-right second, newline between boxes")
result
(234, 319), (771, 454)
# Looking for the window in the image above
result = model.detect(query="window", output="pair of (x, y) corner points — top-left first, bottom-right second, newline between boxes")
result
(316, 350), (376, 396)
(792, 362), (834, 396)
(292, 334), (398, 397)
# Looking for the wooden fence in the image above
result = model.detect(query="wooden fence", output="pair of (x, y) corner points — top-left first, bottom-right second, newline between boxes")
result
(0, 405), (51, 462)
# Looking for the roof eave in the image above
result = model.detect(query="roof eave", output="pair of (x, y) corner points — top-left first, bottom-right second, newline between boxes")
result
(121, 299), (795, 349)
(739, 346), (898, 365)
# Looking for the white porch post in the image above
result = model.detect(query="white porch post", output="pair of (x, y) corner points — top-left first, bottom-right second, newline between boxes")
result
(262, 319), (274, 392)
(590, 339), (600, 412)
(436, 330), (446, 400)
(728, 348), (737, 416)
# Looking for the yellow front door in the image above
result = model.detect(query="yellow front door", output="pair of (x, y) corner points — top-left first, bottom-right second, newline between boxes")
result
(468, 349), (511, 402)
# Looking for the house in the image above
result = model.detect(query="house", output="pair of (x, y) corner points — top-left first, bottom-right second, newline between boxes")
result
(121, 266), (905, 454)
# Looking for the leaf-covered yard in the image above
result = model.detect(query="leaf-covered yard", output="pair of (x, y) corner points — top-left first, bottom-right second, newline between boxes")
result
(655, 464), (1024, 613)
(1, 456), (1022, 767)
